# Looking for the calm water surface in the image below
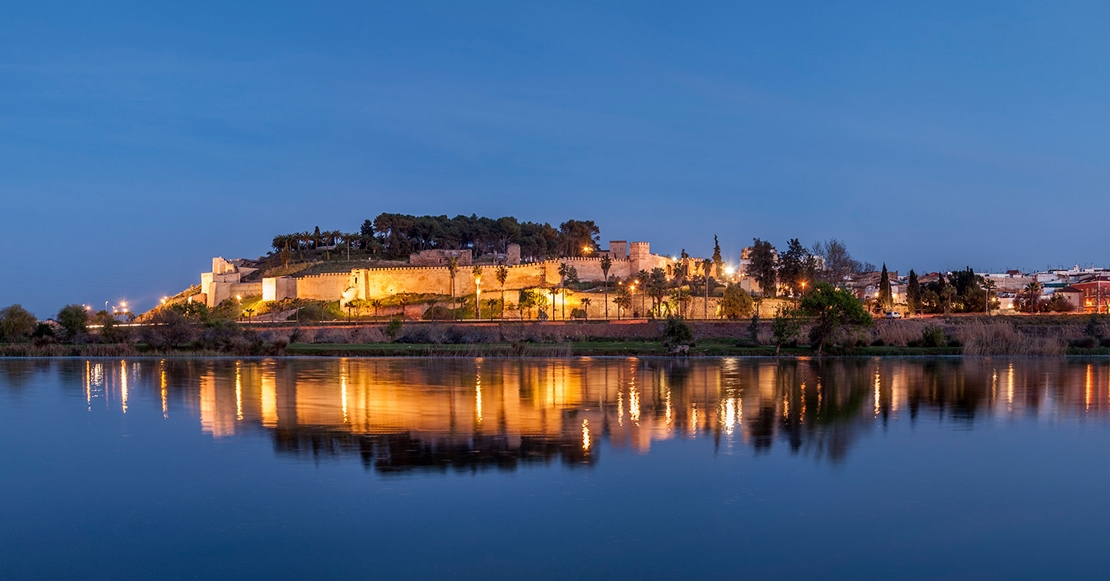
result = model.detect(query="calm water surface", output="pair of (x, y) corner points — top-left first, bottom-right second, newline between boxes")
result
(2, 357), (1110, 580)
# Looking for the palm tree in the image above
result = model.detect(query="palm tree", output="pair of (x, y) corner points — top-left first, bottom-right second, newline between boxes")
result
(600, 255), (612, 320)
(472, 265), (483, 320)
(496, 265), (509, 320)
(292, 232), (307, 260)
(615, 286), (632, 320)
(486, 298), (498, 320)
(557, 262), (570, 320)
(519, 289), (536, 320)
(447, 256), (459, 320)
(940, 285), (956, 314)
(983, 278), (997, 316)
(370, 298), (382, 320)
(581, 297), (591, 320)
(1021, 280), (1044, 313)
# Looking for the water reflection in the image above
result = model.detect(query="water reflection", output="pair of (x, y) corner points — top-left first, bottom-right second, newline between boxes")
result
(7, 357), (1110, 471)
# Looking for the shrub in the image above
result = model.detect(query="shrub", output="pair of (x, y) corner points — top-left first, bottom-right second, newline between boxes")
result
(921, 326), (947, 348)
(662, 317), (695, 347)
(385, 318), (404, 340)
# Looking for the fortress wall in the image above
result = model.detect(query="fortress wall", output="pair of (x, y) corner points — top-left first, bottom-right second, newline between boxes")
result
(229, 282), (263, 299)
(268, 256), (678, 304)
(263, 277), (297, 302)
(355, 263), (561, 299)
(296, 273), (349, 300)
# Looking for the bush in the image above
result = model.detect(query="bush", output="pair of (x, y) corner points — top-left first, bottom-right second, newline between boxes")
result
(662, 317), (695, 347)
(385, 318), (404, 340)
(921, 326), (947, 348)
(570, 308), (587, 320)
(1071, 336), (1100, 349)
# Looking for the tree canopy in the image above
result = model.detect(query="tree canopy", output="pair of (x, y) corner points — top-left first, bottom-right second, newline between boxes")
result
(798, 282), (872, 354)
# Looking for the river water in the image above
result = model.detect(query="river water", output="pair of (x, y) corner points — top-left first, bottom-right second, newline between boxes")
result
(2, 357), (1109, 580)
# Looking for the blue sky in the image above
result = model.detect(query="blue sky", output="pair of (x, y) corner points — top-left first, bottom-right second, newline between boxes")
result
(3, 1), (1110, 316)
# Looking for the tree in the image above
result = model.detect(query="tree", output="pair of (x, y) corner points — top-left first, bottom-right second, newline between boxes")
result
(496, 265), (509, 320)
(812, 238), (863, 285)
(747, 238), (778, 297)
(614, 286), (632, 320)
(779, 238), (812, 297)
(662, 316), (695, 349)
(557, 220), (600, 257)
(557, 263), (571, 320)
(141, 308), (198, 349)
(719, 284), (754, 320)
(56, 304), (90, 341)
(878, 264), (893, 312)
(472, 265), (483, 320)
(0, 304), (37, 343)
(518, 289), (537, 319)
(580, 297), (592, 320)
(447, 256), (459, 320)
(669, 288), (692, 319)
(1016, 280), (1045, 313)
(798, 282), (873, 354)
(983, 278), (997, 315)
(771, 308), (802, 356)
(906, 270), (921, 316)
(647, 268), (668, 317)
(712, 235), (724, 279)
(600, 255), (612, 319)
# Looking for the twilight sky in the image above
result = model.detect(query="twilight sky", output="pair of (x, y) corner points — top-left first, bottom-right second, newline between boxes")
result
(3, 1), (1110, 316)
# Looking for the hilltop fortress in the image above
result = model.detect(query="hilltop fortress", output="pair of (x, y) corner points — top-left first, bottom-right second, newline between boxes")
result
(196, 241), (681, 311)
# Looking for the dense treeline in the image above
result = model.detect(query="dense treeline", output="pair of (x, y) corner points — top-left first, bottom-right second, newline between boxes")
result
(745, 237), (875, 298)
(270, 214), (601, 262)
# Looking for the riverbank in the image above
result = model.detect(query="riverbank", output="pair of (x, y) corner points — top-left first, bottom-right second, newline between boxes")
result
(4, 315), (1110, 357)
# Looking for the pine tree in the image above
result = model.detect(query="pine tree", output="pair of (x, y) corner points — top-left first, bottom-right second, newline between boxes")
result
(879, 263), (893, 311)
(906, 270), (921, 315)
(712, 235), (724, 278)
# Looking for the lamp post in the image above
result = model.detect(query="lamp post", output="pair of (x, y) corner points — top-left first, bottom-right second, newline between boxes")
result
(236, 295), (242, 321)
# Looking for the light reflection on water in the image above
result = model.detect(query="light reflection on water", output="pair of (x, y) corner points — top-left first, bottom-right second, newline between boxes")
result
(4, 357), (1110, 581)
(6, 357), (1110, 470)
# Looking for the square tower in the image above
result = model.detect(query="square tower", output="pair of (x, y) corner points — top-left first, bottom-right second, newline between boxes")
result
(608, 240), (628, 259)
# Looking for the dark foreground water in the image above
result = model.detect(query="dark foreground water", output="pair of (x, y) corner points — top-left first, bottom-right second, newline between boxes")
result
(2, 357), (1110, 580)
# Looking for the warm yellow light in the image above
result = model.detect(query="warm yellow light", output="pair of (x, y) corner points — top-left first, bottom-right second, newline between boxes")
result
(236, 295), (242, 302)
(725, 266), (735, 275)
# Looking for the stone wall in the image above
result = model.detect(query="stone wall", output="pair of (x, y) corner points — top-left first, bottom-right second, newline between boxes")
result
(296, 273), (350, 300)
(263, 277), (297, 302)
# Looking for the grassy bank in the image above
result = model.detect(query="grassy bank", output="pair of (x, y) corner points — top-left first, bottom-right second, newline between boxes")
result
(283, 340), (968, 358)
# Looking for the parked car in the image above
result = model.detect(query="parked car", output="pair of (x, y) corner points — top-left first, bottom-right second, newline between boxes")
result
(885, 311), (903, 319)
